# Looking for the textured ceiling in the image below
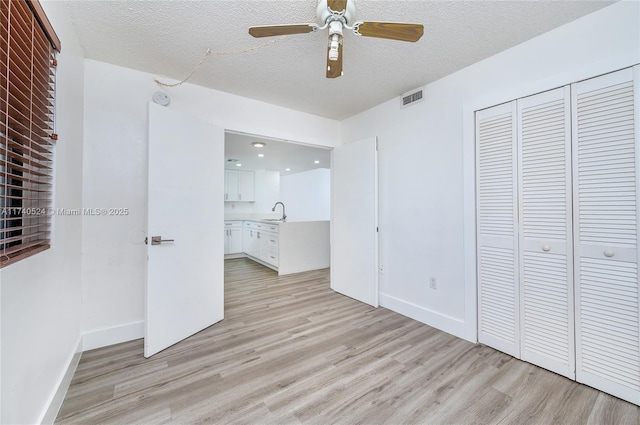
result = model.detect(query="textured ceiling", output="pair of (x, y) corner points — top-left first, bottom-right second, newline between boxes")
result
(64, 0), (614, 120)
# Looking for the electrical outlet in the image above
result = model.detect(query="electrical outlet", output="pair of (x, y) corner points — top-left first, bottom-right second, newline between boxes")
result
(429, 277), (437, 289)
(379, 264), (384, 275)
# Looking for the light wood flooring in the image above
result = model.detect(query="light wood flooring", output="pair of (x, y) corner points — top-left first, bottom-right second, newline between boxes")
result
(56, 258), (639, 424)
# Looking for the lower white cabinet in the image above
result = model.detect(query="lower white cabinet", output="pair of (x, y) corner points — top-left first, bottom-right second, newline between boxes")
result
(243, 221), (279, 267)
(224, 221), (243, 255)
(265, 232), (279, 266)
(232, 219), (329, 276)
(242, 226), (258, 257)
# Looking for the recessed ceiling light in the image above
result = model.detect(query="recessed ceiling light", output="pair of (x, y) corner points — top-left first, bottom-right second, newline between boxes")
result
(314, 160), (320, 164)
(252, 142), (265, 148)
(236, 163), (242, 167)
(258, 153), (264, 157)
(285, 168), (291, 171)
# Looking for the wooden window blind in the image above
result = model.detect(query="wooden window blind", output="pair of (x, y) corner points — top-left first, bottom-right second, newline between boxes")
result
(1, 0), (60, 268)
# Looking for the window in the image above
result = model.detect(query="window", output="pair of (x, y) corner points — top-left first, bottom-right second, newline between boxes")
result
(1, 0), (60, 267)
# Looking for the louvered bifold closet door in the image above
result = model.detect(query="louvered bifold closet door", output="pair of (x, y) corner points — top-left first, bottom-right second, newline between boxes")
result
(476, 101), (520, 357)
(517, 87), (575, 379)
(572, 66), (640, 405)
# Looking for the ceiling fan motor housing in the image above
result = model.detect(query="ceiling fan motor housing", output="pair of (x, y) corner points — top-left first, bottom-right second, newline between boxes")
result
(317, 0), (356, 25)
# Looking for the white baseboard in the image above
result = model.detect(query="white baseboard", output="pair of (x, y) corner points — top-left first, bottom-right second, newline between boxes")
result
(379, 292), (471, 342)
(38, 321), (144, 424)
(82, 320), (144, 351)
(39, 337), (83, 424)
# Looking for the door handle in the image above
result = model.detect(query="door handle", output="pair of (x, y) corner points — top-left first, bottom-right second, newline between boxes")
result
(145, 236), (175, 245)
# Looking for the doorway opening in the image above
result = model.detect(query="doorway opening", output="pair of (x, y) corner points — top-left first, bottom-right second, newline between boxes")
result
(223, 130), (333, 281)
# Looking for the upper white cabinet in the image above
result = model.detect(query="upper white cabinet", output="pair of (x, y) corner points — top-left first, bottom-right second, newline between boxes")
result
(225, 170), (239, 201)
(225, 170), (254, 202)
(238, 171), (255, 201)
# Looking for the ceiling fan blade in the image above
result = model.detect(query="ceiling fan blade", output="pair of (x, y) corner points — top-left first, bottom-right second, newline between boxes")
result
(249, 24), (317, 38)
(327, 0), (347, 13)
(354, 22), (424, 42)
(326, 43), (343, 79)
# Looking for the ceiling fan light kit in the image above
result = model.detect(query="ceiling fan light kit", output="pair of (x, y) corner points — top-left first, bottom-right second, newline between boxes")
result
(248, 0), (424, 79)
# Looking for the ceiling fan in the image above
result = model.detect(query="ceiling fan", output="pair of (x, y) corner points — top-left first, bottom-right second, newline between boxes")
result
(248, 0), (424, 79)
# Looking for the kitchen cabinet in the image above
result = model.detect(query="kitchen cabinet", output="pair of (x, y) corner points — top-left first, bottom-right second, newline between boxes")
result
(242, 226), (258, 258)
(243, 222), (263, 259)
(234, 219), (329, 275)
(264, 232), (279, 267)
(243, 221), (279, 268)
(224, 221), (243, 255)
(225, 170), (254, 202)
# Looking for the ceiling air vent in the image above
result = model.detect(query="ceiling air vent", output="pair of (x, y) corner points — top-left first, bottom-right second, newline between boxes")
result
(401, 88), (424, 108)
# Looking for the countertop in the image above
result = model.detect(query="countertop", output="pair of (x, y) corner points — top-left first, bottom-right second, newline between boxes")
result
(225, 218), (329, 225)
(245, 219), (284, 225)
(225, 218), (283, 225)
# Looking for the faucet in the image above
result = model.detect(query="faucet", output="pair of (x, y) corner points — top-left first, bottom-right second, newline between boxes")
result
(272, 202), (286, 221)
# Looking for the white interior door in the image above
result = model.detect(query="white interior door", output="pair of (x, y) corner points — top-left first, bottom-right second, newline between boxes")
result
(331, 137), (378, 307)
(476, 101), (520, 357)
(145, 103), (224, 358)
(572, 67), (640, 405)
(517, 87), (575, 379)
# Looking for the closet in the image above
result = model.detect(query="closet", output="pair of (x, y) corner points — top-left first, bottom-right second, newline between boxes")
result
(476, 66), (639, 405)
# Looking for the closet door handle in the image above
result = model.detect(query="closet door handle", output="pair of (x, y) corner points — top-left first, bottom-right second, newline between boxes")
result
(542, 244), (551, 252)
(604, 248), (615, 258)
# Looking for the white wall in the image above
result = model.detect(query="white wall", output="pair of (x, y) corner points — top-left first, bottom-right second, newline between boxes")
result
(341, 1), (640, 342)
(82, 60), (340, 348)
(0, 1), (85, 423)
(224, 169), (281, 219)
(280, 168), (331, 221)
